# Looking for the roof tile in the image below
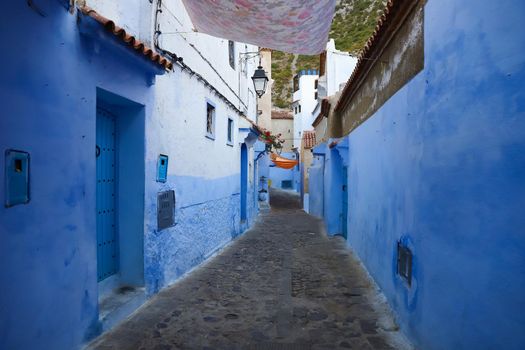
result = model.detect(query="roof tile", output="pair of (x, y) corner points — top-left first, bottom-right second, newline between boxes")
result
(80, 6), (173, 71)
(335, 0), (418, 112)
(271, 110), (293, 120)
(302, 130), (316, 149)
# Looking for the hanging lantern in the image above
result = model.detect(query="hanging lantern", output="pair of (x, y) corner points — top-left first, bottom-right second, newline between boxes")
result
(251, 65), (269, 98)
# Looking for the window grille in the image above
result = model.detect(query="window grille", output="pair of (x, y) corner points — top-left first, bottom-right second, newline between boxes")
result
(397, 242), (413, 286)
(206, 102), (215, 138)
(228, 40), (235, 69)
(227, 118), (234, 143)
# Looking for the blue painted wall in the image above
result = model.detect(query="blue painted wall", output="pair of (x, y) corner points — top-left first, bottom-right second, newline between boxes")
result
(343, 1), (525, 349)
(308, 145), (326, 218)
(269, 152), (296, 189)
(0, 3), (155, 349)
(322, 140), (346, 236)
(0, 3), (262, 349)
(142, 150), (260, 295)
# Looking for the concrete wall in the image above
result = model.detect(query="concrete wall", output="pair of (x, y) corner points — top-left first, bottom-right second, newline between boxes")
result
(339, 0), (424, 135)
(271, 118), (294, 153)
(342, 1), (525, 349)
(258, 49), (273, 130)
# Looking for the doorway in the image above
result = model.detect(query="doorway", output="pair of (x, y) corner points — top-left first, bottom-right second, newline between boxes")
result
(95, 88), (146, 330)
(96, 107), (118, 281)
(240, 143), (248, 221)
(342, 166), (348, 239)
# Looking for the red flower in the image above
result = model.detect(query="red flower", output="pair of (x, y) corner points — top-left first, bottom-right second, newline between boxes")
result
(265, 131), (271, 137)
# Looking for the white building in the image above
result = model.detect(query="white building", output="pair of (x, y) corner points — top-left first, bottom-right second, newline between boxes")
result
(292, 70), (319, 149)
(317, 39), (358, 99)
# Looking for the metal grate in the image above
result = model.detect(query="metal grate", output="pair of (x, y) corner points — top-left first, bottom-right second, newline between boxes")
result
(281, 180), (293, 189)
(157, 190), (175, 230)
(397, 242), (412, 286)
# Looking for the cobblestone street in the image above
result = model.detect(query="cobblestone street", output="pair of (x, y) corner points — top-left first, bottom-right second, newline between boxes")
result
(88, 189), (412, 350)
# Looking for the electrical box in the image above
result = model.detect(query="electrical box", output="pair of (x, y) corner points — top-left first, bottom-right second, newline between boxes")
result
(5, 150), (30, 207)
(156, 154), (169, 183)
(157, 190), (175, 230)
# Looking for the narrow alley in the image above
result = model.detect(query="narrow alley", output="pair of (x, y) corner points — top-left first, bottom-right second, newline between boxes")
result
(88, 189), (411, 350)
(2, 1), (524, 349)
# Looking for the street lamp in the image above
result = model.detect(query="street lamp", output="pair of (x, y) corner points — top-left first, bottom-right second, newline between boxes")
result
(251, 65), (269, 98)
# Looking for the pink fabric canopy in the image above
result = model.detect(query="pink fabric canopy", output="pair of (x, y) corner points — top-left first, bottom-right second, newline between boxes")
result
(181, 0), (336, 55)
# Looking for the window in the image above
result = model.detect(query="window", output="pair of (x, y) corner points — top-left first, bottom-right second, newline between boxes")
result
(314, 79), (318, 89)
(206, 102), (215, 139)
(314, 91), (318, 100)
(294, 106), (297, 114)
(298, 105), (301, 113)
(228, 40), (235, 69)
(227, 118), (234, 145)
(293, 75), (299, 92)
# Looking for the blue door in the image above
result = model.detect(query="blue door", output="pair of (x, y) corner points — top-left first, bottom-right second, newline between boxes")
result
(240, 144), (248, 221)
(96, 107), (118, 282)
(342, 166), (348, 239)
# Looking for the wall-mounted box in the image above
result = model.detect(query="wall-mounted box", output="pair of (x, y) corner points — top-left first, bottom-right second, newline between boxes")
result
(5, 150), (30, 207)
(156, 154), (169, 183)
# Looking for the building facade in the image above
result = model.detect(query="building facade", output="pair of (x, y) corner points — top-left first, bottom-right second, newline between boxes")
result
(0, 1), (264, 349)
(292, 70), (319, 149)
(308, 0), (525, 349)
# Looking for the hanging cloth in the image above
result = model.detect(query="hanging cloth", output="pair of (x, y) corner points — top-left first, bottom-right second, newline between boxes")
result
(270, 153), (298, 170)
(181, 0), (336, 55)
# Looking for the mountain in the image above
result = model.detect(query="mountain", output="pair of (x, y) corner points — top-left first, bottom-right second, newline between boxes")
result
(271, 0), (387, 109)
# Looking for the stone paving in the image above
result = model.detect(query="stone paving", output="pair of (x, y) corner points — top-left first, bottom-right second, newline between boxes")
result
(88, 189), (412, 350)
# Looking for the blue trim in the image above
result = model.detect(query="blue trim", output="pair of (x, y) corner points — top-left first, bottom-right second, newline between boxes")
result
(240, 144), (248, 221)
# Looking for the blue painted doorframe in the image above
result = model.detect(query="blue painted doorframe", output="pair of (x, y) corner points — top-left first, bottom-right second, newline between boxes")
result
(96, 107), (118, 282)
(342, 166), (348, 239)
(240, 143), (248, 221)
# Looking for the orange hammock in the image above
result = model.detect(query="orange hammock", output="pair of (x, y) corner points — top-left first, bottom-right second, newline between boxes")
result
(270, 152), (298, 169)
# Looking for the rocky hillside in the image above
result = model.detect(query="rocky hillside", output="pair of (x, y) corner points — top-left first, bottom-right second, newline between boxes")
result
(272, 0), (387, 109)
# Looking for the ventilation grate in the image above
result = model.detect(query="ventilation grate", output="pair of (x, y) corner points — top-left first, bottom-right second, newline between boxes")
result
(281, 180), (293, 189)
(157, 190), (175, 230)
(397, 242), (412, 286)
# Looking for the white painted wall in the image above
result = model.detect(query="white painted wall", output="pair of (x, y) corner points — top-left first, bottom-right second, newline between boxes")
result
(85, 0), (262, 293)
(321, 39), (358, 98)
(87, 0), (259, 179)
(292, 74), (318, 148)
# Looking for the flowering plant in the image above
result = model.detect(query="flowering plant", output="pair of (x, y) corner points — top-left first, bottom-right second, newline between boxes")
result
(259, 130), (285, 153)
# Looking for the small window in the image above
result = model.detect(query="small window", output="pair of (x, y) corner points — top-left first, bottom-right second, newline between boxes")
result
(293, 75), (299, 92)
(227, 118), (234, 145)
(314, 92), (318, 100)
(206, 102), (215, 139)
(228, 40), (235, 69)
(314, 79), (318, 89)
(298, 105), (302, 113)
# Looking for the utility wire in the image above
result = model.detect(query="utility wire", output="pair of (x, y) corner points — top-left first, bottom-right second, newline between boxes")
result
(157, 0), (248, 111)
